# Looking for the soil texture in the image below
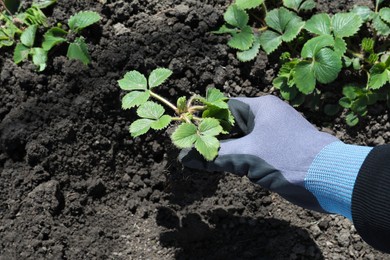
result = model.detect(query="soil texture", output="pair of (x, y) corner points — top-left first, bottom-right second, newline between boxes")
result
(1, 0), (389, 259)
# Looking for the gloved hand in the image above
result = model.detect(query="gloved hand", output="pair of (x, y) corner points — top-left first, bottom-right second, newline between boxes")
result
(180, 95), (373, 219)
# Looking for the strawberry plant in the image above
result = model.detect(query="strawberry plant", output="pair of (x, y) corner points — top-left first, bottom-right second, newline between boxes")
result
(215, 0), (390, 126)
(0, 0), (100, 71)
(118, 68), (235, 161)
(40, 11), (101, 66)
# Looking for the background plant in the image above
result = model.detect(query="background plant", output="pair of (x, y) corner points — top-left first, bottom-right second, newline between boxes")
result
(118, 68), (235, 161)
(0, 0), (100, 71)
(215, 0), (390, 126)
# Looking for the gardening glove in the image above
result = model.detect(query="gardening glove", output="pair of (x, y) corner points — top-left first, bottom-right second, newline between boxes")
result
(180, 95), (373, 219)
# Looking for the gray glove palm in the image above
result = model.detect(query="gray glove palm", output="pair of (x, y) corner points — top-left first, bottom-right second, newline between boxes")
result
(180, 95), (339, 212)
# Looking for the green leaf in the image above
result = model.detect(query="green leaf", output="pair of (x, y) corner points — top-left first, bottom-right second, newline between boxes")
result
(224, 4), (249, 28)
(202, 107), (234, 134)
(118, 71), (148, 91)
(228, 26), (254, 51)
(68, 11), (101, 32)
(353, 58), (361, 70)
(13, 43), (30, 64)
(372, 13), (390, 36)
(283, 0), (315, 12)
(195, 118), (223, 161)
(361, 38), (375, 53)
(137, 101), (165, 119)
(339, 97), (352, 108)
(32, 0), (57, 8)
(380, 7), (390, 23)
(368, 53), (379, 64)
(276, 77), (298, 100)
(299, 0), (316, 11)
(212, 25), (238, 34)
(130, 119), (153, 137)
(19, 6), (47, 26)
(278, 60), (298, 78)
(121, 91), (150, 109)
(195, 135), (220, 161)
(148, 68), (173, 89)
(343, 85), (359, 99)
(67, 37), (91, 65)
(0, 40), (14, 47)
(201, 88), (229, 109)
(21, 25), (37, 47)
(345, 112), (359, 126)
(42, 27), (67, 51)
(177, 96), (187, 113)
(198, 118), (223, 136)
(283, 0), (302, 11)
(265, 7), (291, 33)
(31, 47), (47, 71)
(332, 13), (363, 38)
(171, 123), (197, 148)
(384, 53), (390, 66)
(172, 119), (223, 161)
(368, 63), (389, 89)
(304, 13), (331, 35)
(151, 115), (172, 130)
(295, 61), (316, 94)
(273, 76), (285, 90)
(312, 48), (342, 84)
(301, 35), (334, 58)
(265, 7), (305, 42)
(206, 88), (226, 102)
(351, 97), (368, 115)
(133, 102), (171, 133)
(281, 15), (305, 42)
(343, 56), (353, 67)
(334, 37), (347, 57)
(351, 6), (374, 22)
(235, 0), (264, 10)
(324, 104), (340, 116)
(237, 35), (261, 61)
(259, 30), (282, 54)
(290, 94), (305, 107)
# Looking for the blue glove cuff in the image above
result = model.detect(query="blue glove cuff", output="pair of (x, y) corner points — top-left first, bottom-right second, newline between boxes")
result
(305, 141), (373, 220)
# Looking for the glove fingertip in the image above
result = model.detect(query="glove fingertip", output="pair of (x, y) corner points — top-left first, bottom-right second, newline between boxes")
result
(179, 148), (207, 170)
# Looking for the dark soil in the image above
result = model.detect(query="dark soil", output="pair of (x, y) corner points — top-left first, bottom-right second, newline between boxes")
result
(1, 0), (389, 259)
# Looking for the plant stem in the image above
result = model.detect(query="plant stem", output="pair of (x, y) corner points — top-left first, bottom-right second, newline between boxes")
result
(347, 49), (364, 60)
(0, 0), (13, 16)
(188, 105), (206, 113)
(365, 69), (371, 90)
(249, 10), (265, 25)
(187, 94), (200, 108)
(150, 91), (178, 113)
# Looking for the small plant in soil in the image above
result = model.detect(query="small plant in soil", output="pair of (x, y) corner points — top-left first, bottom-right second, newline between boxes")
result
(214, 0), (390, 126)
(0, 0), (100, 71)
(118, 68), (235, 161)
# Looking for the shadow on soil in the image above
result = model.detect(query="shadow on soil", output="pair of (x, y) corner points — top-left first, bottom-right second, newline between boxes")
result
(156, 207), (324, 260)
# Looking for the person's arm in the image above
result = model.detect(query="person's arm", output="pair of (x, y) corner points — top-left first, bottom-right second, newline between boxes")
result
(351, 145), (390, 253)
(180, 95), (390, 253)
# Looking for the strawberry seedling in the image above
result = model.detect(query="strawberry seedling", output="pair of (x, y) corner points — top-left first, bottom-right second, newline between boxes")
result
(0, 0), (100, 71)
(215, 0), (390, 126)
(41, 11), (101, 65)
(118, 68), (235, 161)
